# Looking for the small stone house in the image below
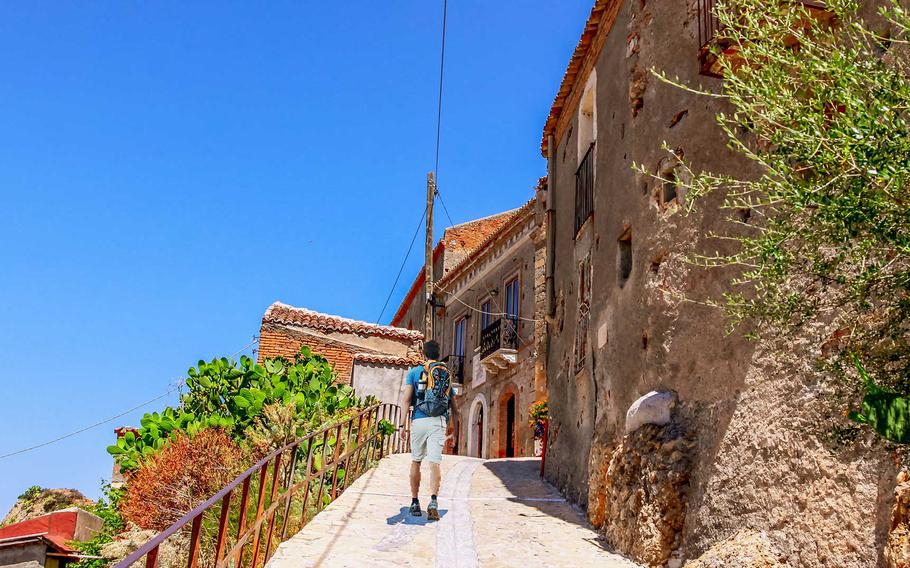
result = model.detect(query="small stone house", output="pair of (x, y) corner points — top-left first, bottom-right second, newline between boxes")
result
(432, 196), (547, 459)
(258, 302), (423, 404)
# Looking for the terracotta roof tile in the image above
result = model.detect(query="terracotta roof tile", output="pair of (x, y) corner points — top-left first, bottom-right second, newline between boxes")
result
(353, 352), (421, 367)
(389, 209), (518, 326)
(264, 302), (423, 341)
(436, 198), (537, 290)
(541, 0), (621, 156)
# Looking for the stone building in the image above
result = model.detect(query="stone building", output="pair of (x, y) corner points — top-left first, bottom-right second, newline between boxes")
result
(391, 212), (515, 333)
(431, 197), (547, 459)
(538, 1), (897, 566)
(258, 301), (423, 404)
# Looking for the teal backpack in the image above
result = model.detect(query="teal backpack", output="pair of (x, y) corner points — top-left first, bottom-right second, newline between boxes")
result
(416, 361), (452, 418)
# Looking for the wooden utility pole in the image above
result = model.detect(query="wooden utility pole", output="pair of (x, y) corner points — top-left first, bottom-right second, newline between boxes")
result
(424, 172), (435, 341)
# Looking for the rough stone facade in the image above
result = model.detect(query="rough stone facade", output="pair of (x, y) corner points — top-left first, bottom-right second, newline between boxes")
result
(434, 198), (547, 459)
(258, 301), (423, 387)
(541, 1), (898, 565)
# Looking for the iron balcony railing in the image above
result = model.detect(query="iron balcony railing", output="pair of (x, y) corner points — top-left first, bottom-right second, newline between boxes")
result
(575, 142), (595, 235)
(447, 354), (465, 383)
(480, 318), (519, 361)
(115, 402), (409, 568)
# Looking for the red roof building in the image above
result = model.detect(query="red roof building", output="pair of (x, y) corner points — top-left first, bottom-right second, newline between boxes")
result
(0, 508), (102, 568)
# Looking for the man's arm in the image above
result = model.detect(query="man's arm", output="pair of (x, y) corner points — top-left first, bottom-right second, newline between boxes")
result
(399, 383), (414, 427)
(447, 393), (460, 434)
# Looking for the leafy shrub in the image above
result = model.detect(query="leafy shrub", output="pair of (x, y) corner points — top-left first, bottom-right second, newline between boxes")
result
(17, 485), (42, 501)
(70, 482), (125, 568)
(648, 0), (910, 439)
(109, 347), (358, 471)
(119, 429), (245, 531)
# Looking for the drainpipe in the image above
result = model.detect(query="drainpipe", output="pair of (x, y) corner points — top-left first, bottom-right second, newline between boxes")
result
(545, 134), (557, 318)
(537, 133), (556, 402)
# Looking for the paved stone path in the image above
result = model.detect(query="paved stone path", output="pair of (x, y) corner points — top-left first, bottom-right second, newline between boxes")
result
(267, 454), (639, 568)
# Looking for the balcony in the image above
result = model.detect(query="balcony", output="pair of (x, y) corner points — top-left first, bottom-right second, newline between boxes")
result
(447, 354), (465, 385)
(697, 0), (832, 77)
(575, 142), (595, 236)
(479, 318), (519, 377)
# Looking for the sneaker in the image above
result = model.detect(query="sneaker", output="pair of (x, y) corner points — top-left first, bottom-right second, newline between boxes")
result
(409, 500), (422, 517)
(427, 498), (439, 521)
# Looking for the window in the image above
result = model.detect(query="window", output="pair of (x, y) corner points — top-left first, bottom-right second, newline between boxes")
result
(453, 317), (466, 359)
(618, 229), (633, 287)
(504, 278), (520, 322)
(480, 299), (493, 331)
(574, 254), (592, 374)
(575, 71), (596, 235)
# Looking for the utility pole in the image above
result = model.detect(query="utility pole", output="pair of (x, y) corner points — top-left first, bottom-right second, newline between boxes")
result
(424, 172), (435, 341)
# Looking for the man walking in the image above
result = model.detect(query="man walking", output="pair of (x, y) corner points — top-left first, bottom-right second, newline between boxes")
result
(399, 340), (458, 521)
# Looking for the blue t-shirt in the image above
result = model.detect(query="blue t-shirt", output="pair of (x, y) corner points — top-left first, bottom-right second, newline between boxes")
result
(406, 364), (449, 420)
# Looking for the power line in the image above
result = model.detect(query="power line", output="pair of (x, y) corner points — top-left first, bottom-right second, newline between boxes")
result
(0, 387), (180, 460)
(376, 0), (452, 326)
(376, 206), (428, 323)
(0, 337), (260, 461)
(433, 0), (448, 176)
(441, 289), (541, 324)
(431, 0), (457, 230)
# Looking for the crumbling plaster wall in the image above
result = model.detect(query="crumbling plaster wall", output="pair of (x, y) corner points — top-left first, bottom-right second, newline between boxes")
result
(544, 0), (895, 565)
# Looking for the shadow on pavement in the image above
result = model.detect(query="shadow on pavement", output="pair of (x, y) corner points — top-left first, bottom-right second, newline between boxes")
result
(480, 459), (594, 529)
(386, 506), (448, 526)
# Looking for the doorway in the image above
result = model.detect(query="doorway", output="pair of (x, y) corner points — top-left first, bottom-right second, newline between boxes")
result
(475, 406), (484, 458)
(501, 393), (516, 458)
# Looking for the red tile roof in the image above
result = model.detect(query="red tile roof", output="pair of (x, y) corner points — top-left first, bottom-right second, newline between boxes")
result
(541, 0), (621, 156)
(264, 302), (423, 341)
(353, 352), (421, 367)
(390, 210), (518, 327)
(436, 198), (537, 290)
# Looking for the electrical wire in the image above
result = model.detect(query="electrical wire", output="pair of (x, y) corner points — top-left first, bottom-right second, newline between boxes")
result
(376, 206), (428, 323)
(433, 0), (448, 177)
(431, 0), (457, 230)
(440, 287), (541, 324)
(0, 337), (260, 461)
(0, 388), (180, 460)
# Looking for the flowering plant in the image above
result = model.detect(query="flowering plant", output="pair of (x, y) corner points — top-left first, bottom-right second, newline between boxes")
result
(528, 399), (548, 438)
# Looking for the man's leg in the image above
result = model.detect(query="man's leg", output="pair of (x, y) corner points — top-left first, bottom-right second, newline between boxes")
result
(429, 462), (441, 496)
(426, 418), (446, 521)
(410, 460), (422, 498)
(409, 418), (429, 516)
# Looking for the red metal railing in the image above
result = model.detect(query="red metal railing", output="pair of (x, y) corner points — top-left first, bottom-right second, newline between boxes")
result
(115, 402), (410, 568)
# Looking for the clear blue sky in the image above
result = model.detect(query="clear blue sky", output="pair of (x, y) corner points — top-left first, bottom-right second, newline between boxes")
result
(0, 1), (592, 513)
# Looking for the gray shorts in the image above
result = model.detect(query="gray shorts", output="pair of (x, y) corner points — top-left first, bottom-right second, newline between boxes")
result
(410, 416), (446, 463)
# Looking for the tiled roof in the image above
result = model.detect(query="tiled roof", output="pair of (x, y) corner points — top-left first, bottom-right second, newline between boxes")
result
(541, 0), (620, 156)
(264, 302), (423, 341)
(440, 211), (517, 271)
(353, 352), (421, 367)
(436, 198), (537, 290)
(389, 210), (518, 327)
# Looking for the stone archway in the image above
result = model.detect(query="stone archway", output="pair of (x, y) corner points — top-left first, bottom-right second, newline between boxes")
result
(498, 383), (520, 458)
(467, 394), (489, 459)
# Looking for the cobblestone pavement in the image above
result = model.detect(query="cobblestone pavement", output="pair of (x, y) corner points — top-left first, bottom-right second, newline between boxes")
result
(267, 454), (639, 568)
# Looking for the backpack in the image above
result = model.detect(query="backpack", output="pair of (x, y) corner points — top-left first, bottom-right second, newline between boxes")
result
(415, 361), (452, 418)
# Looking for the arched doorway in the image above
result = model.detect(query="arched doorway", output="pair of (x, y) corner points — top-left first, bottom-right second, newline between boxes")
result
(467, 394), (488, 458)
(499, 387), (518, 458)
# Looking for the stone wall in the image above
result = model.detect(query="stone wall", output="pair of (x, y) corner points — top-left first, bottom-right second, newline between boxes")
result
(542, 0), (898, 565)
